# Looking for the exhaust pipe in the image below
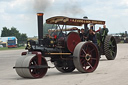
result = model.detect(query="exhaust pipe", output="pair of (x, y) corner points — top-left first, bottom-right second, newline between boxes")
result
(37, 13), (44, 45)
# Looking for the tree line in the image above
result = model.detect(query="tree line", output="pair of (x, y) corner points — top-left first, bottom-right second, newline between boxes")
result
(1, 27), (28, 45)
(0, 23), (56, 45)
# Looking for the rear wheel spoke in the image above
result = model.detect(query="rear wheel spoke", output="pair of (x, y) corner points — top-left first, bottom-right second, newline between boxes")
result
(80, 55), (85, 58)
(111, 50), (115, 54)
(109, 50), (113, 57)
(87, 62), (93, 69)
(109, 41), (112, 45)
(111, 39), (114, 43)
(91, 58), (97, 60)
(84, 62), (87, 68)
(89, 48), (95, 54)
(82, 49), (86, 55)
(81, 58), (86, 64)
(85, 44), (88, 51)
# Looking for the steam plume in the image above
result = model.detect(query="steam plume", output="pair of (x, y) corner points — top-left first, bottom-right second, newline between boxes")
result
(34, 0), (54, 12)
(63, 2), (85, 16)
(33, 0), (85, 17)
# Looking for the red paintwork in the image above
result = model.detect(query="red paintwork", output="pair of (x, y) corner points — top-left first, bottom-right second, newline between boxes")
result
(67, 32), (81, 53)
(54, 35), (57, 39)
(8, 45), (17, 48)
(21, 51), (42, 65)
(21, 52), (27, 55)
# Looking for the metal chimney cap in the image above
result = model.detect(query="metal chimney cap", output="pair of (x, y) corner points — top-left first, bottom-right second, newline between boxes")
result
(37, 13), (44, 16)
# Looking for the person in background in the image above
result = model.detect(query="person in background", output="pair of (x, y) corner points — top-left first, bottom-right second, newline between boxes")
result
(100, 25), (109, 42)
(79, 29), (86, 41)
(100, 25), (109, 35)
(78, 29), (80, 34)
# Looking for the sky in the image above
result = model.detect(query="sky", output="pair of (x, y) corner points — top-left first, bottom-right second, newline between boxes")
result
(0, 0), (128, 37)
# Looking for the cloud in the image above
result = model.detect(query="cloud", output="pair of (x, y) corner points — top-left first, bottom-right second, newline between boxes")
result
(0, 0), (128, 37)
(121, 0), (128, 5)
(0, 0), (15, 2)
(3, 0), (34, 14)
(0, 0), (37, 37)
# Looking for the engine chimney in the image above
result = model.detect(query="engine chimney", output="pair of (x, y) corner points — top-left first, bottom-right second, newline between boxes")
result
(37, 13), (44, 45)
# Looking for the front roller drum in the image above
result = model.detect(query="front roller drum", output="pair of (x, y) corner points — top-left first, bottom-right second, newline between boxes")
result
(15, 52), (48, 78)
(73, 42), (99, 73)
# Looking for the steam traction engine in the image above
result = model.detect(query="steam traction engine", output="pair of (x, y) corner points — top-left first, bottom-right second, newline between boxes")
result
(14, 13), (117, 78)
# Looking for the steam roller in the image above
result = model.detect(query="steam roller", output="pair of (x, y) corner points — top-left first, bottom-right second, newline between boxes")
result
(13, 12), (115, 79)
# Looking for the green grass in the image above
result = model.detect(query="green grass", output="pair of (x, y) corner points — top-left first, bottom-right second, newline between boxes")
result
(0, 46), (25, 51)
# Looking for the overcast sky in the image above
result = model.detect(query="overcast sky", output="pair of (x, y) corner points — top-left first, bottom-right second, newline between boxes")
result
(0, 0), (128, 37)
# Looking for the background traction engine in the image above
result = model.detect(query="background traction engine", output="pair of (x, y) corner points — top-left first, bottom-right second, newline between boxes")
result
(14, 13), (99, 78)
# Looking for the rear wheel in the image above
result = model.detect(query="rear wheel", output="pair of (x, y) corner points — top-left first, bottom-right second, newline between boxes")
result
(104, 35), (117, 60)
(73, 42), (99, 73)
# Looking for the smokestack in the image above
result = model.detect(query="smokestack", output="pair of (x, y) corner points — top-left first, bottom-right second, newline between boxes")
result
(125, 31), (127, 36)
(37, 13), (44, 45)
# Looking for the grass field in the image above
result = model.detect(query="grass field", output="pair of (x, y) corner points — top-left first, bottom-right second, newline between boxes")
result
(0, 46), (25, 51)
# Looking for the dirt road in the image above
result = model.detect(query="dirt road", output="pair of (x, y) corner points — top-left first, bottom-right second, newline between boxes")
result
(0, 44), (128, 85)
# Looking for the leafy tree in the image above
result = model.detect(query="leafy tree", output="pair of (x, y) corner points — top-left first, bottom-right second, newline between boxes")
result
(119, 33), (125, 37)
(1, 27), (28, 45)
(18, 33), (27, 44)
(10, 27), (20, 36)
(1, 27), (10, 37)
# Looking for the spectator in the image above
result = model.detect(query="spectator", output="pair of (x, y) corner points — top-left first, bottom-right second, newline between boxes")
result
(100, 25), (109, 35)
(79, 29), (86, 41)
(100, 25), (109, 42)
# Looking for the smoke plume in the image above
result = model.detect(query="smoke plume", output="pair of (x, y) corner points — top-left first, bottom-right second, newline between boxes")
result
(33, 0), (85, 17)
(62, 2), (85, 16)
(34, 0), (54, 12)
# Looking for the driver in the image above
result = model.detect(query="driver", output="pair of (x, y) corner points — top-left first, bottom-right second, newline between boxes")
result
(48, 30), (58, 39)
(87, 25), (97, 46)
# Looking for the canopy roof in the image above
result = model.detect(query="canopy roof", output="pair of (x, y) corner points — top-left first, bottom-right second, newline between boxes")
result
(48, 27), (79, 32)
(46, 16), (105, 26)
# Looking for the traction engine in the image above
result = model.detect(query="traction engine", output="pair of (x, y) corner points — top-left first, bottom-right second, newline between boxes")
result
(13, 13), (116, 78)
